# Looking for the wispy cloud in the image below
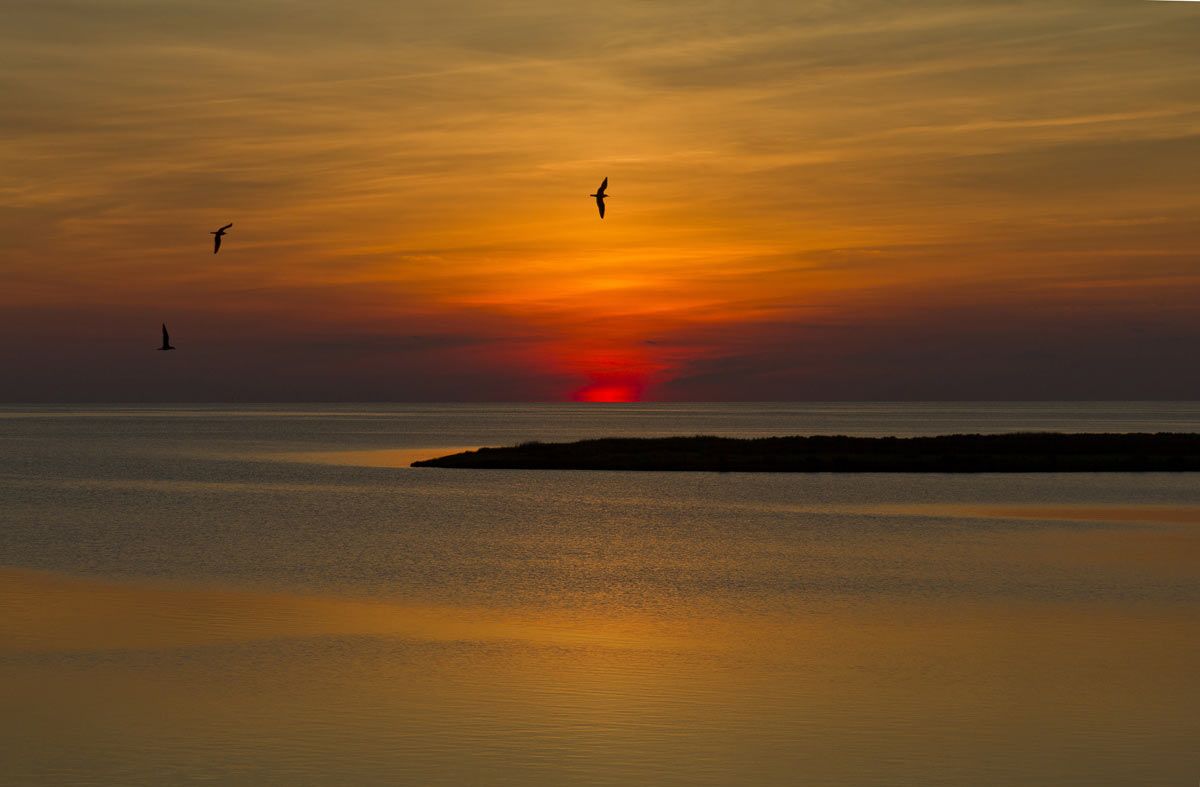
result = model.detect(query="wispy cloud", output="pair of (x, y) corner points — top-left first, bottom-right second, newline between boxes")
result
(1, 0), (1198, 399)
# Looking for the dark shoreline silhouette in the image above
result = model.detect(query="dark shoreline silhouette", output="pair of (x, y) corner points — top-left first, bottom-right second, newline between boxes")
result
(412, 433), (1200, 472)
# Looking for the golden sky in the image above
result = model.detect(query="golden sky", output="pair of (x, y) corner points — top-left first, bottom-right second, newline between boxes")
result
(1, 0), (1199, 400)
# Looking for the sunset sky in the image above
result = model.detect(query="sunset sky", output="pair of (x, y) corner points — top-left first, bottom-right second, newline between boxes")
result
(2, 0), (1199, 401)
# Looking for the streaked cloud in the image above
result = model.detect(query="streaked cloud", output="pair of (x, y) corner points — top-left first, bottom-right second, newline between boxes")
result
(1, 0), (1198, 399)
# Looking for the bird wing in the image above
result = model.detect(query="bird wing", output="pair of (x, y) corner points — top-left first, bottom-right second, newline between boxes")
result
(213, 234), (221, 253)
(597, 177), (608, 196)
(219, 223), (233, 232)
(596, 197), (606, 219)
(162, 324), (170, 344)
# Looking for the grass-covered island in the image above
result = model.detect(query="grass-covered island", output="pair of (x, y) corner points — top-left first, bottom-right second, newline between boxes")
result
(412, 433), (1200, 472)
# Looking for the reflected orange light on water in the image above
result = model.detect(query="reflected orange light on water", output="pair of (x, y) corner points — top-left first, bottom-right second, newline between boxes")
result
(3, 564), (1197, 784)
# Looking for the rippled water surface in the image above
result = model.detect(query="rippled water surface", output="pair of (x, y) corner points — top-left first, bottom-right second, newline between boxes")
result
(1, 404), (1198, 785)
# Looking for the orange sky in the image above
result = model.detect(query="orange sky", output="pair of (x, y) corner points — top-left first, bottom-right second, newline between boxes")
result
(1, 0), (1199, 400)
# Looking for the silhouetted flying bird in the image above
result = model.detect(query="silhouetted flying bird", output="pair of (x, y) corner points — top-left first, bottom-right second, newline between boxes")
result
(158, 323), (175, 351)
(590, 178), (608, 219)
(211, 223), (232, 254)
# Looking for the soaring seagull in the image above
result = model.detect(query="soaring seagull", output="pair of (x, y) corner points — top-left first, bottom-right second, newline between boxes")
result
(210, 223), (233, 254)
(158, 323), (175, 351)
(590, 178), (608, 219)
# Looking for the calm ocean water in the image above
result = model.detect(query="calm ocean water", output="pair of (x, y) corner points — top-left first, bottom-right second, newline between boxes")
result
(1, 403), (1198, 785)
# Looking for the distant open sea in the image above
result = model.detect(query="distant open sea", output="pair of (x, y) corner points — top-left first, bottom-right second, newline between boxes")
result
(1, 403), (1198, 785)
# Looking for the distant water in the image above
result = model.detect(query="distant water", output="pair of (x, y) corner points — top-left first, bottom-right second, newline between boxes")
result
(1, 403), (1198, 785)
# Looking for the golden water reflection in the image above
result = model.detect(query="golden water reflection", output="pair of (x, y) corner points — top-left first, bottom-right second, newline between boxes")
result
(264, 446), (477, 469)
(0, 568), (701, 654)
(2, 559), (1197, 785)
(891, 503), (1200, 526)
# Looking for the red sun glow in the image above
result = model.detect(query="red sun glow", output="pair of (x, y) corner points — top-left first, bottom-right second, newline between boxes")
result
(571, 380), (643, 403)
